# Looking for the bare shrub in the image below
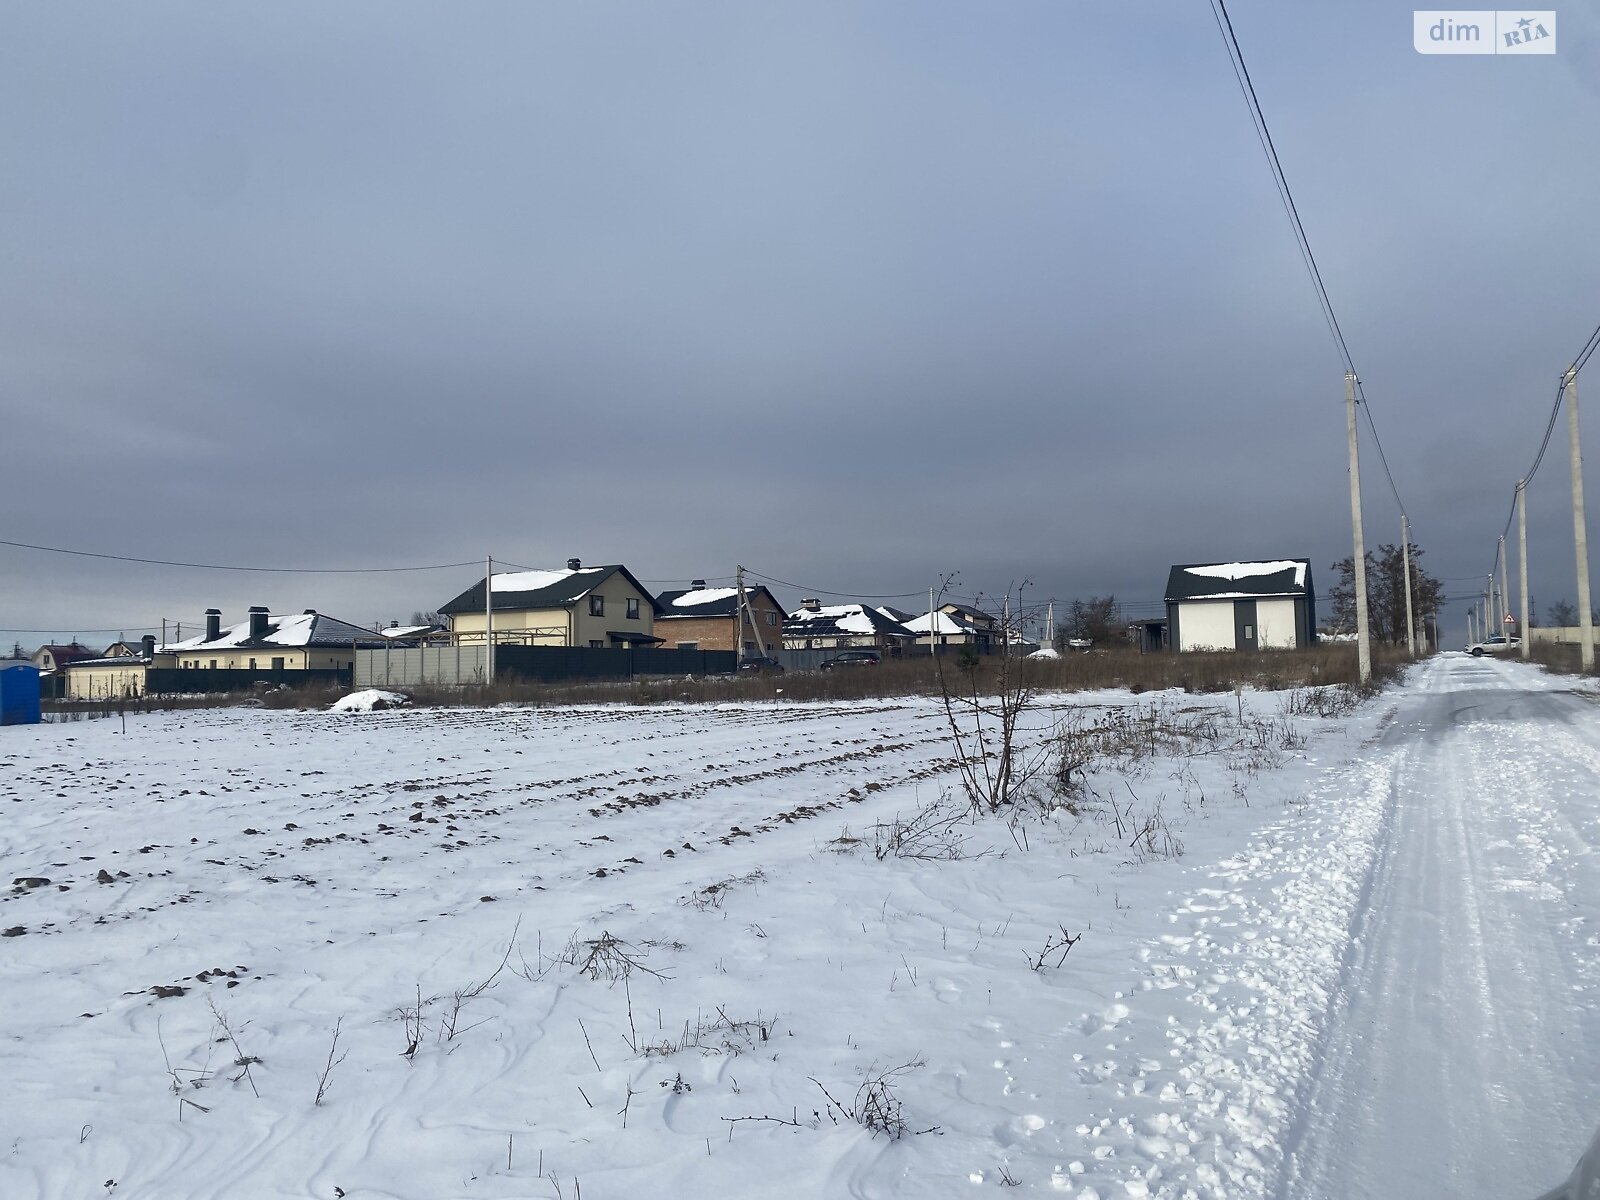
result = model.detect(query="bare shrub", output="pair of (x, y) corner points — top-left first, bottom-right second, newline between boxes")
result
(313, 1018), (347, 1107)
(869, 792), (976, 861)
(1026, 926), (1083, 971)
(530, 930), (666, 984)
(811, 1060), (937, 1139)
(680, 871), (765, 913)
(639, 1007), (779, 1058)
(206, 998), (261, 1098)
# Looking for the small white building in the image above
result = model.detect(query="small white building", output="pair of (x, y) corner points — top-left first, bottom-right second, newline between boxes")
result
(1164, 559), (1315, 652)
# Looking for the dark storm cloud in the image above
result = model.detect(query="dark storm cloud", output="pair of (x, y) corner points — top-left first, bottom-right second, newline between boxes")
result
(2, 1), (1598, 639)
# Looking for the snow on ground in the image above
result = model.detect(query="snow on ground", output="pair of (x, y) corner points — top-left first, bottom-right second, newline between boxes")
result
(1, 660), (1595, 1199)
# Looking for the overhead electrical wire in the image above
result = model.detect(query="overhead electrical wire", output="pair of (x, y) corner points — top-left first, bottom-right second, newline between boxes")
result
(1207, 0), (1411, 523)
(0, 537), (482, 574)
(1487, 318), (1600, 575)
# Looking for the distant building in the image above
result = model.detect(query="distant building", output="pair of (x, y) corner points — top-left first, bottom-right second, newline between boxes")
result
(1164, 559), (1315, 652)
(783, 599), (915, 652)
(653, 581), (785, 655)
(31, 642), (97, 675)
(439, 559), (663, 648)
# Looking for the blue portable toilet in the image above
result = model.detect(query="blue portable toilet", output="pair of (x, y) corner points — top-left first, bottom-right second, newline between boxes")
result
(0, 661), (42, 725)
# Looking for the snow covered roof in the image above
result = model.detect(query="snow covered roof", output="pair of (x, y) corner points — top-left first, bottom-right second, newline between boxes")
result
(1165, 559), (1311, 602)
(439, 564), (663, 617)
(784, 604), (914, 639)
(378, 625), (439, 640)
(901, 610), (976, 635)
(654, 585), (781, 619)
(165, 612), (389, 652)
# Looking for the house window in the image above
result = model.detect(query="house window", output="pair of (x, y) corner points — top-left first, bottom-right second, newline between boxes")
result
(589, 639), (604, 648)
(272, 657), (285, 670)
(209, 659), (217, 669)
(765, 611), (777, 626)
(626, 597), (640, 619)
(248, 658), (257, 670)
(677, 641), (698, 650)
(589, 595), (604, 616)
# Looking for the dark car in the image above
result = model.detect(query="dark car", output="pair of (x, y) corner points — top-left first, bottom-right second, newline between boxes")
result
(819, 650), (881, 670)
(737, 656), (785, 674)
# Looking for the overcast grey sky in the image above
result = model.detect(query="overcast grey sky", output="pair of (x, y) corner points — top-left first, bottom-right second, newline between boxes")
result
(3, 1), (1598, 642)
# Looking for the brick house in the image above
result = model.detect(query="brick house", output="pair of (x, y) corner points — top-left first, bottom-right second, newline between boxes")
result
(653, 581), (786, 655)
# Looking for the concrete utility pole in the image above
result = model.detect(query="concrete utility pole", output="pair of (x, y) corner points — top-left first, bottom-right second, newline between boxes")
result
(1518, 479), (1531, 659)
(735, 564), (766, 660)
(485, 555), (495, 685)
(928, 587), (936, 656)
(1498, 535), (1510, 649)
(1346, 372), (1372, 684)
(1567, 367), (1595, 671)
(1401, 515), (1417, 657)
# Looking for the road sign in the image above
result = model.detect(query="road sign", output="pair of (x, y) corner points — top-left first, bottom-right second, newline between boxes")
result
(1504, 613), (1516, 624)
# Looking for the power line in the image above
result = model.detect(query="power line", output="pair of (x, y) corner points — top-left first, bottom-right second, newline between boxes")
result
(1207, 0), (1410, 521)
(1487, 318), (1600, 576)
(744, 570), (928, 601)
(0, 537), (482, 574)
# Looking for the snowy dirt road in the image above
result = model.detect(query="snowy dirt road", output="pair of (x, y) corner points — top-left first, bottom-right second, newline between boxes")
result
(1282, 655), (1600, 1199)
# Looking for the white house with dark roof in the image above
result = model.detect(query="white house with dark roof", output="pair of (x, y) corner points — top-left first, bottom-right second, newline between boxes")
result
(438, 559), (663, 648)
(64, 608), (387, 698)
(166, 607), (389, 669)
(1165, 559), (1315, 652)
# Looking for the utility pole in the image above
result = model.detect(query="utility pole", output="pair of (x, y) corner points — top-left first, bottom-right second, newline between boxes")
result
(1567, 366), (1595, 671)
(735, 564), (766, 660)
(1346, 372), (1372, 684)
(485, 555), (495, 685)
(1517, 479), (1530, 659)
(1401, 515), (1417, 657)
(928, 586), (936, 656)
(1498, 534), (1510, 650)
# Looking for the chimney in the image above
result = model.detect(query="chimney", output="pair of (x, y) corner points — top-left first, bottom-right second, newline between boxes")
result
(141, 634), (156, 659)
(567, 558), (582, 571)
(690, 579), (706, 590)
(204, 608), (221, 641)
(802, 598), (821, 612)
(303, 609), (317, 616)
(248, 606), (270, 641)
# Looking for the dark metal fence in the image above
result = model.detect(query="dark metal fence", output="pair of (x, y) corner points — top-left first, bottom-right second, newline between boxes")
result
(144, 667), (352, 694)
(356, 644), (736, 687)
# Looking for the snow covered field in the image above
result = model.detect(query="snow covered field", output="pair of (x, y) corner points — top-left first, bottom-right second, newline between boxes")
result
(2, 657), (1596, 1198)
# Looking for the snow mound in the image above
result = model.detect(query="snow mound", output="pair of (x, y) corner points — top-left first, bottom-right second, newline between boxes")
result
(330, 689), (410, 712)
(1026, 647), (1062, 659)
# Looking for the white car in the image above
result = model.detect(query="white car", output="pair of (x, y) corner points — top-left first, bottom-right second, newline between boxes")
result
(1466, 635), (1521, 656)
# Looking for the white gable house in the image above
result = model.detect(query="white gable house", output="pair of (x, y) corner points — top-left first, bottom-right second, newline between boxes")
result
(1165, 559), (1315, 652)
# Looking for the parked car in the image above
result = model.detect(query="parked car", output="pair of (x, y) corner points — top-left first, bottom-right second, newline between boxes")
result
(1466, 635), (1521, 656)
(737, 656), (784, 675)
(819, 651), (881, 670)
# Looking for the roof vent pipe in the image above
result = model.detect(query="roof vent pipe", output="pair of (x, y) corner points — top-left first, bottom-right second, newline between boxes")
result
(204, 609), (222, 642)
(567, 558), (582, 571)
(248, 606), (270, 641)
(141, 635), (157, 659)
(690, 579), (706, 590)
(802, 598), (821, 612)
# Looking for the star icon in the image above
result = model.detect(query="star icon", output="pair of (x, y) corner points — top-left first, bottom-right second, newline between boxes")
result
(1517, 16), (1533, 30)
